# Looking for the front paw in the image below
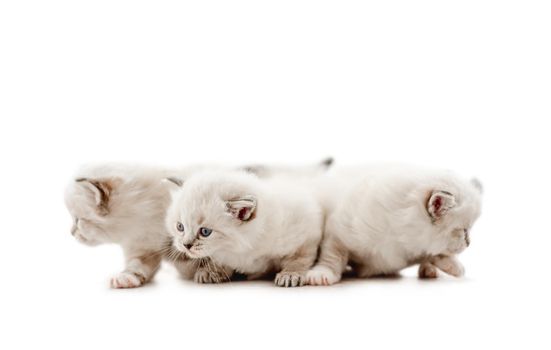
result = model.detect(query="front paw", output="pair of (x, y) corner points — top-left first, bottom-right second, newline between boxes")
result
(418, 263), (439, 279)
(306, 265), (340, 286)
(274, 271), (306, 287)
(110, 271), (147, 289)
(432, 256), (465, 277)
(193, 267), (228, 284)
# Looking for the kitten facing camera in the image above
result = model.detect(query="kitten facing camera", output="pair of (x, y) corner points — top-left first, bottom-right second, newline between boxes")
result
(307, 164), (483, 285)
(165, 170), (324, 287)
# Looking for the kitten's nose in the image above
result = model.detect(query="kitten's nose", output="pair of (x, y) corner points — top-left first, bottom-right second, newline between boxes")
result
(183, 243), (193, 250)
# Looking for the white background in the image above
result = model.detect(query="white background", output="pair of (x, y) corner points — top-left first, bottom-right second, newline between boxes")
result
(1, 1), (550, 349)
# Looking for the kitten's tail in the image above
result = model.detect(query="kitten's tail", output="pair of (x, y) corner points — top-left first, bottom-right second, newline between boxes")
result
(319, 157), (334, 170)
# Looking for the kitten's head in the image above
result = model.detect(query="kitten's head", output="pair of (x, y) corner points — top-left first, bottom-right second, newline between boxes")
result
(64, 177), (121, 246)
(165, 171), (260, 259)
(426, 177), (483, 255)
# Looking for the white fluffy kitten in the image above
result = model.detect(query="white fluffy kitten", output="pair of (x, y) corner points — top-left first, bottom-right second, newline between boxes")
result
(166, 170), (323, 287)
(307, 164), (483, 285)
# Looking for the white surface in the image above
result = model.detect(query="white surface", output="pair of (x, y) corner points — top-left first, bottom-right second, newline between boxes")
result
(1, 1), (550, 349)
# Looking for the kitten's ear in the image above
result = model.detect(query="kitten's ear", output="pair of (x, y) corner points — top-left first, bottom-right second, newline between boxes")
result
(241, 165), (265, 177)
(164, 177), (184, 187)
(471, 178), (483, 194)
(75, 178), (119, 216)
(226, 196), (257, 221)
(427, 190), (456, 221)
(319, 157), (334, 169)
(163, 177), (184, 198)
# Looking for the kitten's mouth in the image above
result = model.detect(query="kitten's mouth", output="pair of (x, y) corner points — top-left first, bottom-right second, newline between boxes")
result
(187, 249), (206, 259)
(173, 243), (202, 259)
(187, 247), (208, 259)
(185, 250), (199, 258)
(74, 233), (100, 246)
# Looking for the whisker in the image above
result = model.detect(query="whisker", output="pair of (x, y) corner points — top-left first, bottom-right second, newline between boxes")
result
(204, 258), (215, 282)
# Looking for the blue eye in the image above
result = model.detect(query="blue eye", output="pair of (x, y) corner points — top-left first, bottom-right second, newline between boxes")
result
(176, 222), (185, 232)
(199, 227), (212, 237)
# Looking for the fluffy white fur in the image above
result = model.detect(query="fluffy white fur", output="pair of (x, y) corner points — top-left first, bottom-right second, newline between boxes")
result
(166, 170), (324, 287)
(64, 164), (214, 288)
(65, 160), (332, 288)
(307, 164), (483, 285)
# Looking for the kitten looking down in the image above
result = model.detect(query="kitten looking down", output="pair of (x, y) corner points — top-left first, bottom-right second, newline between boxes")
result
(166, 170), (324, 287)
(307, 164), (483, 285)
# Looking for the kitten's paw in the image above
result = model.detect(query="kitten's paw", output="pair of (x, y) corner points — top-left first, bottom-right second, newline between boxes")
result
(418, 263), (439, 279)
(193, 268), (228, 284)
(433, 256), (465, 277)
(274, 271), (306, 287)
(306, 265), (340, 286)
(110, 271), (147, 289)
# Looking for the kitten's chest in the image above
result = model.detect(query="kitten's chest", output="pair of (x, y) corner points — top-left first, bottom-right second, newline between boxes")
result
(350, 243), (410, 275)
(346, 226), (441, 275)
(215, 252), (272, 275)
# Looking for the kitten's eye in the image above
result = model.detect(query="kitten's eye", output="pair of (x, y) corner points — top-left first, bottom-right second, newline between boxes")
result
(199, 227), (212, 237)
(176, 222), (185, 232)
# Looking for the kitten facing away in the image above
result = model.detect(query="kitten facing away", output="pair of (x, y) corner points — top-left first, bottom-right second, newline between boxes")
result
(307, 164), (483, 285)
(64, 164), (214, 288)
(165, 170), (323, 287)
(64, 160), (332, 288)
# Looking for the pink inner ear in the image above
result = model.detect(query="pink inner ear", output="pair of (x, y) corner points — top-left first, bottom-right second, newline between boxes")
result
(433, 196), (442, 214)
(238, 207), (249, 220)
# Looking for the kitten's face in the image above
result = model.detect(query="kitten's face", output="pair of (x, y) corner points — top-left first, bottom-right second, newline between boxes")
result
(64, 178), (116, 246)
(427, 179), (483, 255)
(165, 176), (257, 259)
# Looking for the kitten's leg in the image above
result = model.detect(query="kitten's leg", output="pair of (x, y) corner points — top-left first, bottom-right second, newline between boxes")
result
(193, 258), (234, 284)
(171, 256), (197, 280)
(418, 261), (439, 279)
(418, 255), (465, 278)
(274, 242), (318, 287)
(306, 235), (348, 286)
(171, 257), (233, 283)
(110, 249), (162, 289)
(431, 255), (465, 277)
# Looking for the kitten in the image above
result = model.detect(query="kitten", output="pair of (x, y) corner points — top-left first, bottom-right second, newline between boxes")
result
(65, 160), (332, 288)
(165, 170), (323, 287)
(64, 164), (232, 288)
(241, 157), (334, 179)
(306, 164), (483, 285)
